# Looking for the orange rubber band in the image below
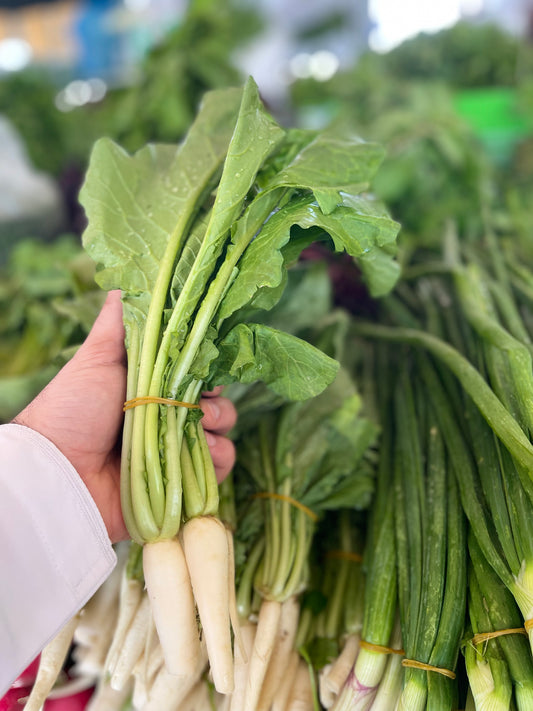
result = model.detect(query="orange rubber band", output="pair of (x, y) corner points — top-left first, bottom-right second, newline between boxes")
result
(472, 627), (527, 646)
(123, 396), (201, 412)
(402, 658), (456, 680)
(525, 619), (533, 633)
(359, 640), (405, 656)
(253, 492), (318, 523)
(327, 550), (363, 563)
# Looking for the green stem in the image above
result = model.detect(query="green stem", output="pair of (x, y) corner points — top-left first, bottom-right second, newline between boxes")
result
(236, 537), (265, 620)
(120, 321), (144, 544)
(158, 404), (182, 539)
(166, 191), (284, 398)
(354, 321), (533, 476)
(280, 509), (313, 600)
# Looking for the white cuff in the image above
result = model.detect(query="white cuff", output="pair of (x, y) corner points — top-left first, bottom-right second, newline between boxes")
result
(0, 423), (117, 694)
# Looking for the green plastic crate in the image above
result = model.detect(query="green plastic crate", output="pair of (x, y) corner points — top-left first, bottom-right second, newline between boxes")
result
(454, 87), (533, 165)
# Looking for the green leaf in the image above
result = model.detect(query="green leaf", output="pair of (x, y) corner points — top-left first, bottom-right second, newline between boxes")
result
(80, 85), (244, 315)
(268, 130), (386, 214)
(212, 322), (339, 400)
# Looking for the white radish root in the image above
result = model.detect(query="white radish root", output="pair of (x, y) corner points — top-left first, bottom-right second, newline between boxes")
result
(86, 675), (133, 711)
(74, 544), (126, 647)
(182, 515), (234, 694)
(143, 640), (208, 711)
(319, 633), (360, 707)
(257, 595), (300, 711)
(243, 598), (282, 711)
(23, 613), (79, 711)
(104, 574), (143, 676)
(287, 658), (315, 711)
(272, 649), (301, 711)
(132, 656), (150, 711)
(319, 664), (335, 709)
(73, 613), (116, 677)
(110, 593), (151, 691)
(143, 537), (201, 678)
(229, 620), (256, 711)
(179, 677), (213, 711)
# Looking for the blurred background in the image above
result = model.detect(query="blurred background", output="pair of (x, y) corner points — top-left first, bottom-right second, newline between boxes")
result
(1, 0), (533, 422)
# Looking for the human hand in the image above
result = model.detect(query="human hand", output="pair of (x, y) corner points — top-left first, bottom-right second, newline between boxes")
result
(13, 290), (237, 543)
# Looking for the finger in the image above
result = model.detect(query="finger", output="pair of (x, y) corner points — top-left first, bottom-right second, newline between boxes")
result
(83, 290), (126, 363)
(204, 431), (235, 484)
(200, 395), (237, 435)
(201, 385), (224, 397)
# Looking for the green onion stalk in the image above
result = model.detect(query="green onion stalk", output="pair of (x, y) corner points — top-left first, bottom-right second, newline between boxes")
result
(428, 260), (533, 658)
(469, 533), (533, 711)
(333, 348), (398, 711)
(393, 360), (466, 711)
(464, 579), (513, 711)
(370, 617), (404, 711)
(352, 318), (533, 655)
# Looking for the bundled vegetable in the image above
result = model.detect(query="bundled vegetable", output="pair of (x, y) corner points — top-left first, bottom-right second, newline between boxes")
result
(232, 368), (378, 710)
(80, 76), (400, 692)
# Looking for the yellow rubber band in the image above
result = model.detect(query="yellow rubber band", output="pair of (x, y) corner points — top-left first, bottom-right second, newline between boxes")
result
(472, 627), (528, 646)
(525, 619), (533, 633)
(327, 550), (363, 563)
(359, 640), (405, 656)
(123, 396), (201, 412)
(402, 658), (456, 680)
(253, 492), (318, 523)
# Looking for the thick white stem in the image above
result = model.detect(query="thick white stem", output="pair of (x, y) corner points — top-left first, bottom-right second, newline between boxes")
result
(143, 642), (208, 711)
(229, 621), (256, 711)
(320, 633), (360, 707)
(85, 675), (133, 711)
(244, 599), (282, 711)
(23, 614), (79, 711)
(287, 658), (314, 711)
(74, 544), (126, 647)
(105, 577), (143, 676)
(110, 594), (151, 690)
(272, 649), (300, 711)
(257, 596), (300, 711)
(182, 516), (234, 693)
(143, 538), (201, 678)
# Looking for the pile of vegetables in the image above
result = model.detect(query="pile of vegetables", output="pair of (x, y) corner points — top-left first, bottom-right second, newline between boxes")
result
(21, 75), (401, 711)
(0, 235), (102, 423)
(8, 22), (533, 711)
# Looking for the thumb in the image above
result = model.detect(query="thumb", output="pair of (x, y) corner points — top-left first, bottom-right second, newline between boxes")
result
(82, 290), (126, 364)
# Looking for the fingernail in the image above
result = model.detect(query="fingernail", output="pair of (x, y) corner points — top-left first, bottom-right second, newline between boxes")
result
(205, 431), (217, 447)
(209, 402), (220, 421)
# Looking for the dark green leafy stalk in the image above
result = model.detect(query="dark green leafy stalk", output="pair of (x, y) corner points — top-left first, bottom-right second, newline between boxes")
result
(82, 76), (400, 544)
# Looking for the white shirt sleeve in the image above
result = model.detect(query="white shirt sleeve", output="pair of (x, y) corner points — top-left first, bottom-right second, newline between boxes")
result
(0, 423), (117, 695)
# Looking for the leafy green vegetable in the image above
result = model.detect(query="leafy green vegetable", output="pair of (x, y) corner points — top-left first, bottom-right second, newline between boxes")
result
(0, 235), (101, 422)
(81, 76), (399, 544)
